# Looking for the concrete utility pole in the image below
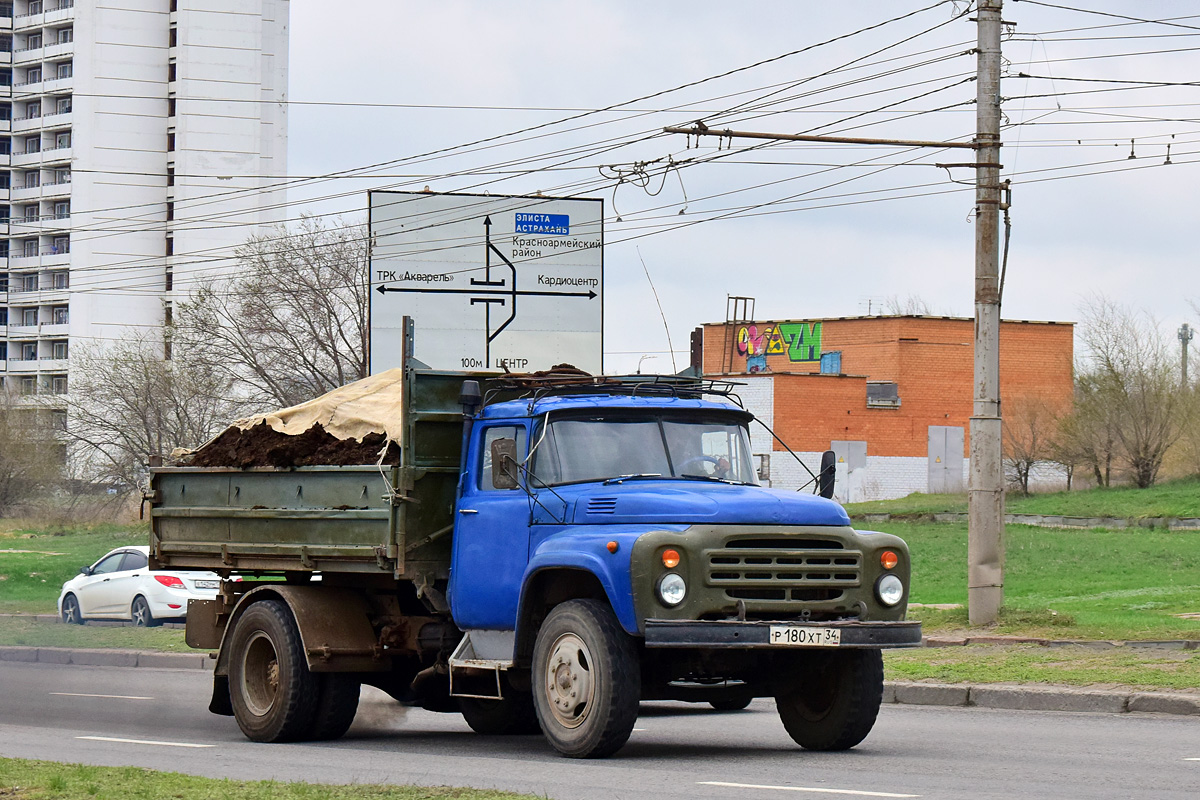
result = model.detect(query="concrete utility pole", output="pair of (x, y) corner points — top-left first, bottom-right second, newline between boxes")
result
(1181, 323), (1194, 388)
(968, 0), (1005, 626)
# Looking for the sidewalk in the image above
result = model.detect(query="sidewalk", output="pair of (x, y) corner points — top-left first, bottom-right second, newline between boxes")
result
(3, 644), (1197, 717)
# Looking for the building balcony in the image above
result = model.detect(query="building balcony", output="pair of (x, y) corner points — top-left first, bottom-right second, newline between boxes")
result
(41, 144), (70, 163)
(6, 357), (40, 374)
(12, 114), (43, 133)
(0, 359), (6, 371)
(13, 11), (45, 31)
(42, 75), (70, 92)
(11, 148), (42, 167)
(0, 119), (11, 133)
(10, 183), (43, 200)
(13, 44), (43, 64)
(45, 1), (74, 24)
(40, 322), (68, 336)
(0, 52), (10, 66)
(37, 357), (67, 371)
(5, 323), (39, 339)
(43, 38), (71, 58)
(40, 108), (70, 128)
(13, 77), (42, 94)
(42, 180), (70, 199)
(8, 249), (70, 268)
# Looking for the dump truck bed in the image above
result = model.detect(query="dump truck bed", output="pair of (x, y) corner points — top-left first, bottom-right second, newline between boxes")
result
(150, 368), (483, 579)
(150, 466), (408, 575)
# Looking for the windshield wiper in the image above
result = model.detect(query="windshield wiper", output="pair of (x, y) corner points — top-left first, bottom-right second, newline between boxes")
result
(679, 473), (754, 485)
(602, 473), (663, 485)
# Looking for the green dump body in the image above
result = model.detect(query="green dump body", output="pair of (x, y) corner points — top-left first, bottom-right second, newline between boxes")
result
(150, 370), (489, 581)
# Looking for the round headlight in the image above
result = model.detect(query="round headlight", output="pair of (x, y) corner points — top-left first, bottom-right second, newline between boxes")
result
(658, 573), (687, 606)
(876, 574), (904, 607)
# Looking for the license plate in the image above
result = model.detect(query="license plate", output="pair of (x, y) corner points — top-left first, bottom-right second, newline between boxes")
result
(194, 580), (219, 590)
(769, 625), (841, 647)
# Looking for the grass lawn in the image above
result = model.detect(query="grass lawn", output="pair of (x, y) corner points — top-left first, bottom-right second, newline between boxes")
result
(844, 476), (1200, 519)
(0, 617), (190, 651)
(882, 521), (1200, 641)
(0, 759), (534, 800)
(0, 523), (149, 614)
(883, 643), (1200, 691)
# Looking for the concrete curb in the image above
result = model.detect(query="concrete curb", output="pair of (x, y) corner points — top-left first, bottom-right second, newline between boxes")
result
(3, 646), (1197, 717)
(852, 512), (1200, 530)
(0, 645), (212, 670)
(883, 681), (1200, 716)
(922, 635), (1200, 650)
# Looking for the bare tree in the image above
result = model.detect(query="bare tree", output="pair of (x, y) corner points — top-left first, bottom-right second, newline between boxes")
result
(1002, 398), (1056, 495)
(65, 331), (245, 489)
(1052, 371), (1119, 488)
(0, 389), (62, 514)
(882, 294), (935, 316)
(176, 216), (369, 409)
(1076, 295), (1192, 488)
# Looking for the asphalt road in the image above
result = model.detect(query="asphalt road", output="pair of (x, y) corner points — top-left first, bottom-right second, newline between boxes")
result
(0, 661), (1196, 800)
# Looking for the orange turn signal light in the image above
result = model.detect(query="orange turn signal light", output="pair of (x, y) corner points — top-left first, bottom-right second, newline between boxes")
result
(662, 549), (681, 568)
(880, 550), (899, 570)
(607, 541), (619, 554)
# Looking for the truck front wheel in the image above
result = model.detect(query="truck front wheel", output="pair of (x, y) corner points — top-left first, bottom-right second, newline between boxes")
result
(531, 599), (639, 758)
(776, 649), (884, 751)
(228, 599), (318, 743)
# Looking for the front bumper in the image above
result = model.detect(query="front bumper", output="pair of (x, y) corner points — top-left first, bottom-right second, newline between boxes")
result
(644, 619), (922, 649)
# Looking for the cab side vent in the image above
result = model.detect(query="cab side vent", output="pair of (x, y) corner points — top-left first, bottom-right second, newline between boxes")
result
(587, 497), (618, 514)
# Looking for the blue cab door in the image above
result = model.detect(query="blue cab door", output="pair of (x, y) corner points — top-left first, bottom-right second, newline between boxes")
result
(448, 423), (531, 630)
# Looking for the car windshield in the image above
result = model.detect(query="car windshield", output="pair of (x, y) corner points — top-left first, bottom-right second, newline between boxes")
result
(532, 413), (758, 486)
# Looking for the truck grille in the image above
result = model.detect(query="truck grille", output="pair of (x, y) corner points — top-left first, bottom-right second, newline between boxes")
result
(705, 537), (861, 603)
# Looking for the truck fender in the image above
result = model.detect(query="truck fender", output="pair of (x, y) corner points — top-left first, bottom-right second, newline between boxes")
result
(212, 585), (387, 678)
(513, 556), (635, 667)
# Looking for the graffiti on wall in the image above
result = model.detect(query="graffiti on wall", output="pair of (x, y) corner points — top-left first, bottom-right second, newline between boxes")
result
(736, 322), (822, 373)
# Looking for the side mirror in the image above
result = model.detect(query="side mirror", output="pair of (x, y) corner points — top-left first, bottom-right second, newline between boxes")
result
(818, 450), (836, 499)
(490, 438), (520, 490)
(79, 566), (92, 576)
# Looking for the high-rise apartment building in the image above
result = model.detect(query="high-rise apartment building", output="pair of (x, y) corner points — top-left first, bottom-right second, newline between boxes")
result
(0, 0), (288, 409)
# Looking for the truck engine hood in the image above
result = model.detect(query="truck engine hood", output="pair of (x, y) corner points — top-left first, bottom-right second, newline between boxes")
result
(566, 482), (851, 526)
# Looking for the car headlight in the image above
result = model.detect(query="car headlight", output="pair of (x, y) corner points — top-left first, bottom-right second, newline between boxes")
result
(658, 573), (686, 606)
(876, 574), (904, 606)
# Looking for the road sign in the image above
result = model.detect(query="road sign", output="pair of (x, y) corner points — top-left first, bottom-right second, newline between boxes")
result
(369, 191), (603, 373)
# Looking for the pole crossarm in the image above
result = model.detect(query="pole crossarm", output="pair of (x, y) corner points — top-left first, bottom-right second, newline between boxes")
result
(663, 125), (978, 150)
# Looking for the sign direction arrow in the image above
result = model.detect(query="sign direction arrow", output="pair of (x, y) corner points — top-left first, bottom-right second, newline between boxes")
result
(376, 285), (597, 300)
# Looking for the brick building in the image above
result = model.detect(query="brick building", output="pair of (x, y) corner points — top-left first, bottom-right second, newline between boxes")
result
(699, 315), (1074, 500)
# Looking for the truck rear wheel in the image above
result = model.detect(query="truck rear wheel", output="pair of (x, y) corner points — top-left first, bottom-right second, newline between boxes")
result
(459, 691), (540, 735)
(776, 649), (884, 751)
(308, 674), (360, 741)
(531, 599), (639, 758)
(228, 599), (318, 743)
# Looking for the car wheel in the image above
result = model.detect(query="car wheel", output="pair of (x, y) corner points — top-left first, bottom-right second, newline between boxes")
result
(61, 594), (83, 625)
(131, 596), (161, 628)
(531, 599), (640, 758)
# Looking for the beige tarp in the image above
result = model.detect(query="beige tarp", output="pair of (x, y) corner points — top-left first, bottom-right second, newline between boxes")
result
(231, 368), (405, 442)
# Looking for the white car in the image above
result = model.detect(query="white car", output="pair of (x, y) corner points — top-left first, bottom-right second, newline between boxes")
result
(57, 546), (224, 627)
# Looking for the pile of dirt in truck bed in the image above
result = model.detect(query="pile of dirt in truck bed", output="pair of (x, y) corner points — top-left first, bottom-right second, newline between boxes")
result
(185, 421), (400, 469)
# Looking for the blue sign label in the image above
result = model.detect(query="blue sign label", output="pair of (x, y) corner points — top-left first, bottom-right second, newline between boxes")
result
(515, 212), (569, 236)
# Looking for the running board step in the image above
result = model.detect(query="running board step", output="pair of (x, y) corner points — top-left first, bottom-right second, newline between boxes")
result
(448, 631), (515, 700)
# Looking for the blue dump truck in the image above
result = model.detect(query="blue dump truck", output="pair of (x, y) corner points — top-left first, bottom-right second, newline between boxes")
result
(150, 360), (920, 758)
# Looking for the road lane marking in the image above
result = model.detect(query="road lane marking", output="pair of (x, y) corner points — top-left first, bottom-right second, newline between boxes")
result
(51, 693), (153, 700)
(1185, 758), (1200, 761)
(76, 736), (214, 749)
(699, 782), (919, 798)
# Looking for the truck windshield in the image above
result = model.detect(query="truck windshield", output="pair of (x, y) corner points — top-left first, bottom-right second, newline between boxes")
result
(532, 415), (758, 487)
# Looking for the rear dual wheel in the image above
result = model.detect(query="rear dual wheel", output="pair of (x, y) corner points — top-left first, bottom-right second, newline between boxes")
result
(228, 599), (359, 742)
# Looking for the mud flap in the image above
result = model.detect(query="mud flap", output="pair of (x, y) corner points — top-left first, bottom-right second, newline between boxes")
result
(209, 674), (234, 716)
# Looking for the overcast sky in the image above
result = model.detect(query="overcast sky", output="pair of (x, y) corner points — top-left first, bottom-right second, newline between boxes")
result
(288, 1), (1200, 373)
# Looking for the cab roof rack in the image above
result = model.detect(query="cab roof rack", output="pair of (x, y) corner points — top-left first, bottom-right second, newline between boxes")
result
(482, 371), (745, 408)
